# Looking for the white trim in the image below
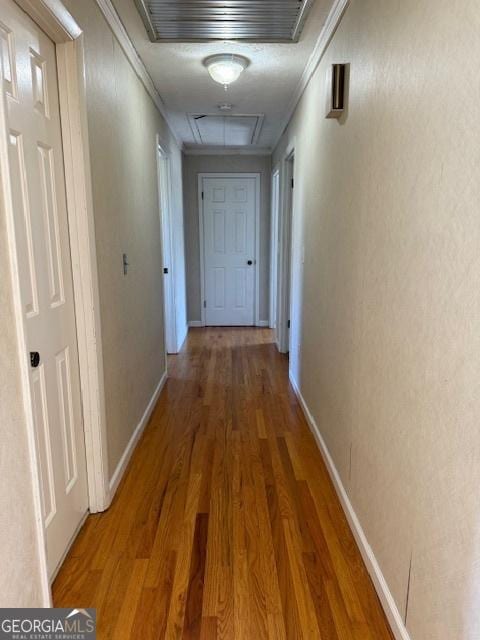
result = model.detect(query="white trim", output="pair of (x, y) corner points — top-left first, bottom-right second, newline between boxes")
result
(197, 173), (261, 327)
(254, 174), (261, 327)
(188, 320), (203, 328)
(289, 373), (412, 640)
(273, 0), (350, 148)
(184, 145), (272, 157)
(56, 37), (110, 515)
(94, 0), (183, 150)
(269, 168), (280, 330)
(14, 0), (81, 40)
(109, 371), (167, 497)
(198, 176), (206, 327)
(256, 320), (269, 327)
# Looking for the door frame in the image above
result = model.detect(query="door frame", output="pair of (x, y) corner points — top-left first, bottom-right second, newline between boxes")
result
(0, 0), (110, 603)
(277, 142), (296, 353)
(269, 166), (280, 330)
(197, 172), (261, 327)
(157, 139), (177, 354)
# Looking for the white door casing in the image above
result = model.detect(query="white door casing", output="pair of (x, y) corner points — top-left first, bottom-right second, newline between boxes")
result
(200, 175), (258, 326)
(1, 0), (88, 577)
(269, 168), (280, 331)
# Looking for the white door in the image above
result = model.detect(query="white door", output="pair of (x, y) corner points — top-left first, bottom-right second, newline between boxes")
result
(202, 176), (256, 326)
(1, 0), (88, 576)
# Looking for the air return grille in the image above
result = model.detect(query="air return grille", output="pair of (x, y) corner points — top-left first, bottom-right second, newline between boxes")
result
(134, 0), (315, 42)
(188, 113), (264, 146)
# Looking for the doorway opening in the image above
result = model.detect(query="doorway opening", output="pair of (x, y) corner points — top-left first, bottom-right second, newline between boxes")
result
(277, 150), (295, 354)
(157, 143), (177, 354)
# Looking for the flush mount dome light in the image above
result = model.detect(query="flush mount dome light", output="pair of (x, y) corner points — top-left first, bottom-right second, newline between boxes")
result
(204, 54), (249, 88)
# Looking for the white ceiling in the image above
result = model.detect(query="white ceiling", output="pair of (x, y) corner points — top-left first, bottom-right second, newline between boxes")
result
(111, 0), (336, 151)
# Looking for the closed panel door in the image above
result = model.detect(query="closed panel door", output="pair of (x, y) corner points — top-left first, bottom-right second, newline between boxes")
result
(1, 0), (88, 576)
(203, 177), (256, 326)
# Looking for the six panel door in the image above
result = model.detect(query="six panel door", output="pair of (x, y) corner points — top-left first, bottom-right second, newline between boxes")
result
(1, 0), (88, 576)
(203, 177), (256, 326)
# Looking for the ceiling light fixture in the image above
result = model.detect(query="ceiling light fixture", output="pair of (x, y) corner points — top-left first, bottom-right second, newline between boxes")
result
(204, 54), (249, 89)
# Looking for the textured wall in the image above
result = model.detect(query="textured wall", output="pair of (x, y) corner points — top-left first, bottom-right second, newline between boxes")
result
(63, 0), (184, 475)
(183, 154), (271, 323)
(273, 0), (480, 638)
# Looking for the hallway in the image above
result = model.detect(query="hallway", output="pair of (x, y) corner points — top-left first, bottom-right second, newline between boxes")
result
(53, 328), (392, 639)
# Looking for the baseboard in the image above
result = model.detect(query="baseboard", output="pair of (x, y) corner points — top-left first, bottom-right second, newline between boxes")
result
(109, 371), (168, 497)
(188, 320), (203, 328)
(288, 372), (411, 640)
(256, 320), (269, 327)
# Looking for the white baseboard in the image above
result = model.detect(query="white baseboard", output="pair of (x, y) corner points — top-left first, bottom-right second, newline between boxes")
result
(188, 320), (270, 328)
(109, 371), (167, 497)
(289, 372), (411, 640)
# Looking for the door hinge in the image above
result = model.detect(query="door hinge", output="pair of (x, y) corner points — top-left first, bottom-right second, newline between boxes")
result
(287, 320), (291, 329)
(291, 177), (294, 189)
(204, 300), (207, 308)
(201, 191), (204, 200)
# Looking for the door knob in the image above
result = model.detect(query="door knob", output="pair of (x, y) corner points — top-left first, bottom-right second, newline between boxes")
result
(247, 260), (253, 265)
(30, 352), (40, 368)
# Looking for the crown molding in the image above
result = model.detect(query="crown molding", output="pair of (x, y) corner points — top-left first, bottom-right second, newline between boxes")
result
(273, 0), (350, 150)
(183, 145), (272, 156)
(94, 0), (183, 149)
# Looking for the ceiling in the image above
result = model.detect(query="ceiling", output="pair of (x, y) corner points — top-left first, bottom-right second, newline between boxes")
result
(111, 0), (336, 151)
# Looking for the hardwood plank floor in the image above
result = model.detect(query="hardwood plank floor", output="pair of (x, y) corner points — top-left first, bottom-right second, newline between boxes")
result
(53, 328), (393, 639)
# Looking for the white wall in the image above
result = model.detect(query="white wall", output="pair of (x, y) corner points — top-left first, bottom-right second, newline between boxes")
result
(183, 154), (271, 324)
(273, 0), (480, 638)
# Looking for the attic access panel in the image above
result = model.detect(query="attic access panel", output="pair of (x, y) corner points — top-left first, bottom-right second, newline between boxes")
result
(188, 113), (264, 146)
(134, 0), (315, 42)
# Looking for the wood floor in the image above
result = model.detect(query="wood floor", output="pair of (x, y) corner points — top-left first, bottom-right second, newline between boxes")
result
(53, 328), (393, 639)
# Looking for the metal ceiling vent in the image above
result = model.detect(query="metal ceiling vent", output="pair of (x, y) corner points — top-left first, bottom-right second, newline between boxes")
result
(134, 0), (315, 43)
